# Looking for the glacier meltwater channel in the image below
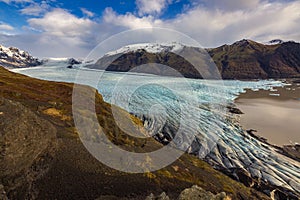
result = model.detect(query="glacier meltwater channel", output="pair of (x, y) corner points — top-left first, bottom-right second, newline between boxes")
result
(12, 63), (300, 196)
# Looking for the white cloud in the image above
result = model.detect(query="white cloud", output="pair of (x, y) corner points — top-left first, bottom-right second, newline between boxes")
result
(102, 1), (300, 47)
(1, 0), (300, 58)
(0, 0), (31, 4)
(0, 33), (94, 58)
(103, 7), (162, 29)
(195, 0), (261, 11)
(136, 0), (172, 16)
(28, 8), (96, 40)
(80, 8), (94, 18)
(20, 1), (50, 16)
(0, 23), (14, 31)
(172, 1), (300, 46)
(4, 8), (100, 57)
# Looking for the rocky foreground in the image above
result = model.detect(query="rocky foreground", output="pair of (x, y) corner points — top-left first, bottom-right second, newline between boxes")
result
(145, 185), (230, 200)
(0, 66), (271, 199)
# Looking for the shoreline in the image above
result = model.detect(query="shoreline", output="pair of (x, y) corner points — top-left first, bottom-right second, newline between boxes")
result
(235, 80), (300, 147)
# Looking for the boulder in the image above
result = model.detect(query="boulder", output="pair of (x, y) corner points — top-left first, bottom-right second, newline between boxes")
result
(178, 185), (229, 200)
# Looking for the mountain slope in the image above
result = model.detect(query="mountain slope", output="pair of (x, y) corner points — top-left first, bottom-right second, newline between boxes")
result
(0, 66), (270, 199)
(92, 49), (205, 79)
(88, 43), (209, 79)
(0, 98), (57, 199)
(88, 40), (300, 79)
(0, 45), (41, 68)
(209, 39), (300, 79)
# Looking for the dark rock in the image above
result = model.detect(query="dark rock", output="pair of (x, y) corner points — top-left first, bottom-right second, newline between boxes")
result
(145, 192), (170, 200)
(227, 106), (244, 114)
(0, 98), (57, 199)
(235, 169), (255, 187)
(95, 195), (123, 200)
(0, 184), (8, 200)
(268, 39), (284, 45)
(68, 58), (81, 65)
(277, 144), (300, 162)
(246, 129), (268, 143)
(145, 186), (228, 200)
(271, 189), (299, 200)
(178, 185), (228, 200)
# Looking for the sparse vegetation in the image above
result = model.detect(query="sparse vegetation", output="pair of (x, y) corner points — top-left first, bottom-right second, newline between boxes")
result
(0, 66), (270, 199)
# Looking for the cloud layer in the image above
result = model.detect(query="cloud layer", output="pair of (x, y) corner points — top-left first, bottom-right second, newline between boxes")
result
(104, 0), (300, 47)
(0, 0), (299, 58)
(0, 0), (31, 4)
(136, 0), (172, 16)
(20, 1), (50, 16)
(0, 22), (14, 31)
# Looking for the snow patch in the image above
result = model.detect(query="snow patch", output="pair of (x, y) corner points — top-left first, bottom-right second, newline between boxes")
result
(264, 39), (284, 45)
(0, 44), (41, 68)
(105, 42), (187, 56)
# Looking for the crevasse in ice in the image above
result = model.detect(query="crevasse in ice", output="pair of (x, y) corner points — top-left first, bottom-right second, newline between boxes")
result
(12, 64), (300, 195)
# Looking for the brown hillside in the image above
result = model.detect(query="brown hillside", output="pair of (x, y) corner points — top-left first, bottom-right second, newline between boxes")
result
(89, 40), (300, 79)
(0, 67), (270, 199)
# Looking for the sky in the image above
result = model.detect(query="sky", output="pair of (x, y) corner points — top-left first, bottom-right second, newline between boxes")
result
(0, 0), (299, 58)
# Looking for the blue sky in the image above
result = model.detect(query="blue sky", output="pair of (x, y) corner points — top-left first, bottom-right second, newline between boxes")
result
(0, 0), (299, 57)
(0, 0), (190, 32)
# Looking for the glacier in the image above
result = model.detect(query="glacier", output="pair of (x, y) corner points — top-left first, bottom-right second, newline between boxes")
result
(12, 63), (300, 197)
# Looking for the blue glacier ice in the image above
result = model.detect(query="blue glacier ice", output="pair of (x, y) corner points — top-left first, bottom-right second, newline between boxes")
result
(12, 64), (300, 196)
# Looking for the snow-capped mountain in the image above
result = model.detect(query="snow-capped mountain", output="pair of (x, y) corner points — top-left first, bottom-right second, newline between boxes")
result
(41, 57), (82, 68)
(264, 39), (284, 45)
(0, 44), (41, 68)
(105, 42), (186, 56)
(89, 39), (300, 79)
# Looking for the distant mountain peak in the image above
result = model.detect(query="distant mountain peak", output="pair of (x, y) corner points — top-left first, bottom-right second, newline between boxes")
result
(40, 57), (82, 68)
(89, 39), (300, 80)
(232, 39), (259, 46)
(0, 44), (41, 68)
(104, 42), (187, 56)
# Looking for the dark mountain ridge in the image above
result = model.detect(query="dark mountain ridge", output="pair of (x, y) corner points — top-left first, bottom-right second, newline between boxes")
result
(210, 39), (300, 79)
(89, 40), (300, 79)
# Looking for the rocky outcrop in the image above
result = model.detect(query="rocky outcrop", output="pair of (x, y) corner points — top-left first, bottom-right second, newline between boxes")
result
(226, 106), (244, 114)
(276, 144), (300, 162)
(178, 185), (229, 200)
(0, 184), (8, 200)
(145, 192), (170, 200)
(0, 45), (41, 68)
(0, 98), (57, 199)
(145, 186), (230, 200)
(67, 58), (82, 68)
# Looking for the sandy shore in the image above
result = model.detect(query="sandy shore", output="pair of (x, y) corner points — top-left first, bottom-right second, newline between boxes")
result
(235, 80), (300, 146)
